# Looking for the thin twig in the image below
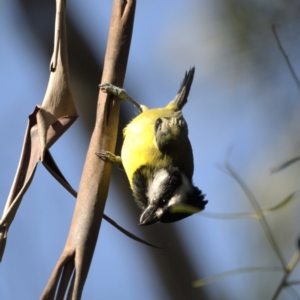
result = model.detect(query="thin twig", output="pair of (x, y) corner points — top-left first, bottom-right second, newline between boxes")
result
(224, 161), (286, 268)
(284, 285), (300, 300)
(272, 24), (300, 90)
(271, 250), (300, 300)
(192, 266), (283, 288)
(288, 281), (300, 286)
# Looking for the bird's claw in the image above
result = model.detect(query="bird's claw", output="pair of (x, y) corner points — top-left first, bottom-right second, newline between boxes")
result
(96, 150), (114, 163)
(99, 83), (127, 100)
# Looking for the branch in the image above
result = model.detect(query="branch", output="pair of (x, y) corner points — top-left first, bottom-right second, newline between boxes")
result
(271, 249), (300, 300)
(40, 0), (136, 299)
(272, 24), (300, 90)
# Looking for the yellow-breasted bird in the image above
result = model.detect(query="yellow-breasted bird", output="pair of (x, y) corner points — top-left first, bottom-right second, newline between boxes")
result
(98, 67), (207, 225)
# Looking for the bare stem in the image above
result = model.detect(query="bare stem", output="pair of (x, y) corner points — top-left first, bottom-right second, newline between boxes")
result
(271, 250), (300, 300)
(40, 1), (136, 299)
(272, 24), (300, 90)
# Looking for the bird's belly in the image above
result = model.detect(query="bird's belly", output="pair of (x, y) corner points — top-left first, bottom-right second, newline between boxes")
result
(121, 107), (193, 187)
(121, 130), (169, 187)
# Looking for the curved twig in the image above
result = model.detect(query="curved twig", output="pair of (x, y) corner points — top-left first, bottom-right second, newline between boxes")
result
(272, 24), (300, 90)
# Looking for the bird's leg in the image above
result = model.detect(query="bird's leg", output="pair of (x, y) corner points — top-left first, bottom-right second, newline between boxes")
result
(96, 151), (124, 170)
(99, 83), (148, 113)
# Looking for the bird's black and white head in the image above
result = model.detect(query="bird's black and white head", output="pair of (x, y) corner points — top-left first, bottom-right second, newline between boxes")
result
(132, 166), (207, 225)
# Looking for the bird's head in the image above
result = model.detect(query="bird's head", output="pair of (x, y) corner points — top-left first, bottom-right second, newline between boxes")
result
(133, 167), (207, 225)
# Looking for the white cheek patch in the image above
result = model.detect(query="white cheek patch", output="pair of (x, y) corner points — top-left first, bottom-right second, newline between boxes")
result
(155, 208), (164, 219)
(168, 173), (193, 207)
(168, 194), (182, 207)
(147, 169), (169, 202)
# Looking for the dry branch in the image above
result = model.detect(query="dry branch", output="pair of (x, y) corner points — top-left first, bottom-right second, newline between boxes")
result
(40, 1), (136, 299)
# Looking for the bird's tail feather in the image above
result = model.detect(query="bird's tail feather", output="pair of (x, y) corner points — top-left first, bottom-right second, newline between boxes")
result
(166, 67), (195, 111)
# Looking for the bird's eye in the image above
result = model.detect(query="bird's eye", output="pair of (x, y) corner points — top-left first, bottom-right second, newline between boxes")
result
(155, 118), (162, 132)
(160, 198), (167, 205)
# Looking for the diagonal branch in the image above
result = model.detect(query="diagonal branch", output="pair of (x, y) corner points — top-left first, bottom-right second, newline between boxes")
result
(40, 1), (136, 299)
(272, 24), (300, 90)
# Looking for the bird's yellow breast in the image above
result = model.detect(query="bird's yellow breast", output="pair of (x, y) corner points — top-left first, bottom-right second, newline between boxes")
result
(121, 108), (194, 187)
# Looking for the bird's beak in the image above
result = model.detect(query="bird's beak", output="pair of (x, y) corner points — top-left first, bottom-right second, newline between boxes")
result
(139, 205), (159, 226)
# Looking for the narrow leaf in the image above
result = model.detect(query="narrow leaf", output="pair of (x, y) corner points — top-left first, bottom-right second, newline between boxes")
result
(200, 211), (258, 219)
(271, 156), (300, 173)
(192, 267), (283, 288)
(102, 215), (164, 249)
(264, 191), (300, 213)
(0, 0), (77, 261)
(0, 107), (77, 262)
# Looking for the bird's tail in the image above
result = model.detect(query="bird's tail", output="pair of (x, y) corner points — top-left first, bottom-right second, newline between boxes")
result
(166, 67), (195, 111)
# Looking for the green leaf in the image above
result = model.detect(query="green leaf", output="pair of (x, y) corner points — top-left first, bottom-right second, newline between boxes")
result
(264, 191), (300, 213)
(271, 156), (300, 173)
(192, 267), (283, 288)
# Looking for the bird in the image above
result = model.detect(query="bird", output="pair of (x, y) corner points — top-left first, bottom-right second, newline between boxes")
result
(98, 67), (207, 225)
